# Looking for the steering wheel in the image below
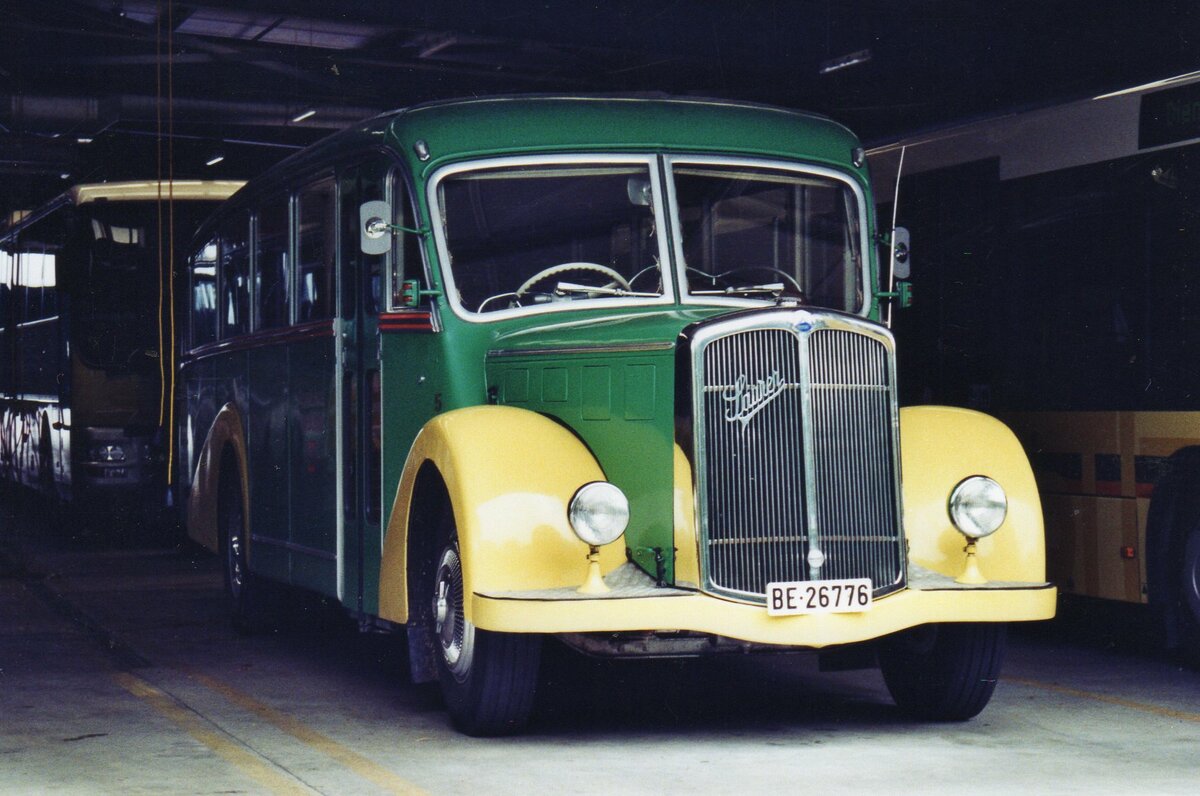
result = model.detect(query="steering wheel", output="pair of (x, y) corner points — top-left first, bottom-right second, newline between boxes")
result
(515, 262), (632, 299)
(717, 265), (805, 295)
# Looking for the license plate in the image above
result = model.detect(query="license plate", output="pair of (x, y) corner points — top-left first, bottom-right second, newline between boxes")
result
(766, 578), (872, 616)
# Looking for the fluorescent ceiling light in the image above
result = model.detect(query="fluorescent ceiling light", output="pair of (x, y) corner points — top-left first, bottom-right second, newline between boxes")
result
(819, 49), (872, 75)
(291, 108), (316, 123)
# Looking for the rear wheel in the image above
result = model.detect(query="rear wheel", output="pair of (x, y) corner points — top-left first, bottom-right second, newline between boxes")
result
(430, 533), (541, 736)
(879, 623), (1006, 721)
(1178, 525), (1200, 666)
(219, 467), (274, 633)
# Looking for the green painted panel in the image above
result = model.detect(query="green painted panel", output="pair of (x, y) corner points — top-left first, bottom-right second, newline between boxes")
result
(288, 335), (338, 597)
(487, 346), (676, 583)
(503, 368), (530, 404)
(581, 366), (612, 421)
(246, 346), (290, 582)
(543, 367), (569, 402)
(624, 363), (656, 421)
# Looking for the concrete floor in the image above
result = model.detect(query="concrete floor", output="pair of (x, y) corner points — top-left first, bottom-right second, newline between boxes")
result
(2, 488), (1199, 795)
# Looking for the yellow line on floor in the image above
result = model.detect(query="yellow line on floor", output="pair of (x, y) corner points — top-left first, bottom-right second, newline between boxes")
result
(1008, 677), (1200, 723)
(112, 672), (311, 795)
(186, 670), (426, 796)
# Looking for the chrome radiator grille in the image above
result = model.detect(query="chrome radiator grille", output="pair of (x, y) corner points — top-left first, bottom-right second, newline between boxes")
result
(691, 313), (905, 603)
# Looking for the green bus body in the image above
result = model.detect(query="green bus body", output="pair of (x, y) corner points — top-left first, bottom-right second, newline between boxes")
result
(181, 97), (877, 608)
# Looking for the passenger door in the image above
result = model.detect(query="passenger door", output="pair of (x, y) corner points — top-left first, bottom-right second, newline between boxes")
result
(337, 160), (387, 612)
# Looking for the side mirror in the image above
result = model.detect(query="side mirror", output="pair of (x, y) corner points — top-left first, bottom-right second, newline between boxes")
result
(891, 226), (911, 280)
(359, 200), (392, 256)
(626, 177), (652, 207)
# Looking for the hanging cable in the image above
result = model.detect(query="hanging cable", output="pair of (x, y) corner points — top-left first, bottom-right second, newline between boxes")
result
(166, 0), (178, 488)
(155, 0), (166, 428)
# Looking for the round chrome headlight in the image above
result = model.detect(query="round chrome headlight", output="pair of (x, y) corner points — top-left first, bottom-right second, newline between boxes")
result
(568, 481), (629, 547)
(948, 476), (1007, 539)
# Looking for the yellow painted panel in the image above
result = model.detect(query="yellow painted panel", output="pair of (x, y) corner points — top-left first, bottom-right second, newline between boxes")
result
(899, 406), (1046, 583)
(672, 444), (699, 587)
(472, 584), (1056, 646)
(378, 406), (625, 624)
(1044, 494), (1140, 602)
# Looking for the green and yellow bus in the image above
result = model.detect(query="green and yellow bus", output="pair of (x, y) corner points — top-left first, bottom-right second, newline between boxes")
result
(178, 96), (1054, 735)
(0, 181), (240, 522)
(869, 72), (1200, 663)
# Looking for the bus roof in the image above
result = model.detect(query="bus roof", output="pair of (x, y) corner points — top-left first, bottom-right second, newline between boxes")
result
(251, 95), (866, 193)
(392, 95), (858, 163)
(69, 180), (246, 205)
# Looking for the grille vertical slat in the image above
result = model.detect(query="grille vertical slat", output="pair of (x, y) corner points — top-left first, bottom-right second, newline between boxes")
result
(694, 316), (905, 603)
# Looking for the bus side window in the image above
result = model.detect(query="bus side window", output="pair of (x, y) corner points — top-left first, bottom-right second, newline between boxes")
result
(190, 239), (218, 347)
(219, 213), (251, 338)
(389, 174), (425, 310)
(296, 178), (336, 322)
(0, 245), (11, 329)
(256, 195), (290, 330)
(15, 212), (65, 325)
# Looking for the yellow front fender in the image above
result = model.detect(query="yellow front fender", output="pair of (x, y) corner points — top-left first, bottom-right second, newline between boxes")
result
(900, 405), (1046, 583)
(378, 406), (627, 624)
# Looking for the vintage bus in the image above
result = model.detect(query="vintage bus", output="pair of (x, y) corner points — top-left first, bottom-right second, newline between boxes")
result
(868, 72), (1200, 663)
(0, 180), (241, 523)
(177, 96), (1054, 735)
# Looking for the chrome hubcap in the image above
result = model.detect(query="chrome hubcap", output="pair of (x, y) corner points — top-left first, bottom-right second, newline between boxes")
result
(228, 517), (244, 593)
(1185, 533), (1200, 620)
(432, 545), (474, 681)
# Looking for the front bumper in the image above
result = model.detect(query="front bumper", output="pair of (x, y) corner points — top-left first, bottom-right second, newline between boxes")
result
(473, 563), (1056, 648)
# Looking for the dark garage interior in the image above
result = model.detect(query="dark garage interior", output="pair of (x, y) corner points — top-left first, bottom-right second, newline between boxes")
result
(2, 2), (1200, 793)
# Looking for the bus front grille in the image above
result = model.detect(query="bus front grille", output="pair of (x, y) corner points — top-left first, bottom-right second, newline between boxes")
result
(689, 312), (906, 603)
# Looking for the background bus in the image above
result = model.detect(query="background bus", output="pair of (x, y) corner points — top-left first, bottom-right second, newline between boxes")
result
(868, 72), (1200, 662)
(0, 180), (241, 528)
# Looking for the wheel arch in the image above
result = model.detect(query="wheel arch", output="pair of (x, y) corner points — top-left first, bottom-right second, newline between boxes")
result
(377, 405), (616, 626)
(186, 403), (249, 554)
(899, 406), (1046, 583)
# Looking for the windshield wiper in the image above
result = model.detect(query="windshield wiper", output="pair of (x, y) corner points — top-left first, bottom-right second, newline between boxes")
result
(552, 282), (659, 298)
(691, 282), (787, 297)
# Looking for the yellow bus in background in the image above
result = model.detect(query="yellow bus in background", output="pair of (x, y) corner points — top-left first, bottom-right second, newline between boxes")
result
(0, 180), (240, 531)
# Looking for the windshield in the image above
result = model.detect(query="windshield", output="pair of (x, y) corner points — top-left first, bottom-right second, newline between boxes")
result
(76, 201), (215, 372)
(437, 161), (666, 315)
(672, 162), (863, 312)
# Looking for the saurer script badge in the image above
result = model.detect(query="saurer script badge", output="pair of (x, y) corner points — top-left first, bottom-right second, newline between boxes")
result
(722, 370), (788, 428)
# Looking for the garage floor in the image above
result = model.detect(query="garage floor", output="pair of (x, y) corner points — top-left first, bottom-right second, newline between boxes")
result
(2, 488), (1198, 795)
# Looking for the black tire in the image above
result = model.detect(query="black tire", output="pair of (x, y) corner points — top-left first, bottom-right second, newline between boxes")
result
(429, 532), (542, 736)
(219, 466), (274, 634)
(879, 623), (1006, 721)
(1178, 525), (1200, 666)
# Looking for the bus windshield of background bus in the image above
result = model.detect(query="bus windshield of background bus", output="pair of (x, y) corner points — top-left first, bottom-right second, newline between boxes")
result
(673, 164), (863, 313)
(77, 201), (214, 372)
(439, 163), (665, 314)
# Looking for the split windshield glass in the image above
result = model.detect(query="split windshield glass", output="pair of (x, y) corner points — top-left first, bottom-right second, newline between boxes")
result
(435, 158), (864, 318)
(672, 163), (863, 313)
(438, 162), (665, 315)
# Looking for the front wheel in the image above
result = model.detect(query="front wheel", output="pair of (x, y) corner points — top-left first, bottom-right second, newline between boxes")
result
(878, 623), (1006, 721)
(431, 540), (542, 736)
